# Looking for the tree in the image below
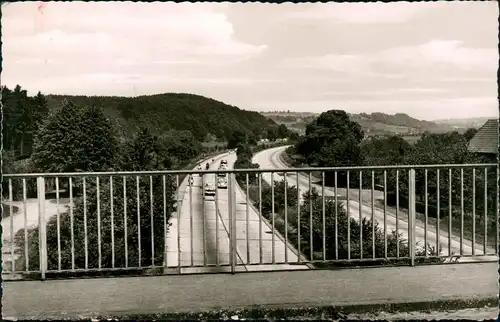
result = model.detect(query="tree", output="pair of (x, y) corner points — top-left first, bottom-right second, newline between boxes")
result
(288, 131), (300, 142)
(157, 130), (201, 168)
(266, 128), (278, 141)
(463, 128), (478, 141)
(247, 132), (258, 146)
(295, 110), (364, 187)
(296, 110), (364, 166)
(121, 127), (166, 170)
(227, 130), (248, 149)
(31, 91), (49, 132)
(1, 85), (50, 158)
(236, 143), (253, 161)
(277, 124), (289, 138)
(234, 143), (259, 184)
(361, 136), (412, 166)
(31, 102), (118, 173)
(2, 85), (25, 152)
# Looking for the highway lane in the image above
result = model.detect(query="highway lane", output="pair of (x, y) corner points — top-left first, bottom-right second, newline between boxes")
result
(165, 151), (245, 273)
(253, 146), (497, 262)
(222, 152), (309, 270)
(166, 150), (308, 273)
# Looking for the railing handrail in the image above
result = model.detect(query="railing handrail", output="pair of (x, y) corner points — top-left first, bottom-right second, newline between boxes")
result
(3, 163), (498, 178)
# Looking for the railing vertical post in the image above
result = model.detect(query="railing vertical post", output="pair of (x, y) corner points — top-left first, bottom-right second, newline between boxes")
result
(37, 177), (47, 280)
(408, 169), (416, 267)
(229, 173), (236, 274)
(233, 173), (238, 270)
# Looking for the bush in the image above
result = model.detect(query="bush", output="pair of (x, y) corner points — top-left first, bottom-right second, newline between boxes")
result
(15, 175), (176, 271)
(244, 178), (440, 266)
(299, 188), (410, 260)
(15, 123), (179, 273)
(260, 179), (299, 215)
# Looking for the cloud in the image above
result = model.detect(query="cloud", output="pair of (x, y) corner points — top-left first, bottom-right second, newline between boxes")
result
(2, 2), (267, 83)
(281, 39), (497, 79)
(383, 40), (498, 72)
(281, 2), (446, 24)
(282, 54), (366, 73)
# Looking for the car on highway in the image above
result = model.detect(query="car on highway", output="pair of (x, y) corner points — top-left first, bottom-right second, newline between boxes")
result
(217, 165), (227, 177)
(204, 183), (216, 199)
(217, 177), (227, 189)
(220, 159), (228, 166)
(188, 175), (194, 186)
(205, 162), (210, 170)
(197, 164), (203, 176)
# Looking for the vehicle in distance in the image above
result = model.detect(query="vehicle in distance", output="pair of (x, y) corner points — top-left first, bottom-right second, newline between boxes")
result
(188, 175), (194, 186)
(217, 177), (227, 189)
(220, 159), (228, 166)
(204, 183), (216, 199)
(217, 166), (227, 177)
(197, 164), (203, 176)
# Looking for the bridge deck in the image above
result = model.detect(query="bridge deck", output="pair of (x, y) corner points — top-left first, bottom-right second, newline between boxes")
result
(3, 262), (497, 320)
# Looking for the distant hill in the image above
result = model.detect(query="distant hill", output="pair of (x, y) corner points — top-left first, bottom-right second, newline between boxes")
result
(432, 117), (497, 129)
(262, 111), (478, 136)
(46, 93), (279, 141)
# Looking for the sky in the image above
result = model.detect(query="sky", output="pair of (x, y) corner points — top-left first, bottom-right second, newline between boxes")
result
(2, 1), (498, 120)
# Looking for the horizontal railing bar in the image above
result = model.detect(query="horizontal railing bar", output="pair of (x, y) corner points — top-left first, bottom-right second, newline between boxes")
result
(2, 270), (41, 275)
(415, 254), (498, 259)
(16, 255), (498, 274)
(43, 264), (237, 273)
(45, 266), (168, 273)
(3, 163), (498, 178)
(292, 257), (413, 264)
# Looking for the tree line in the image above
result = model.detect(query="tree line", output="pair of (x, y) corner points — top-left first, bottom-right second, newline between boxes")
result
(44, 92), (292, 143)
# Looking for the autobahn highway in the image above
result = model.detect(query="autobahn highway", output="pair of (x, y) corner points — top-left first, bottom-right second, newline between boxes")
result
(166, 150), (309, 273)
(253, 146), (498, 262)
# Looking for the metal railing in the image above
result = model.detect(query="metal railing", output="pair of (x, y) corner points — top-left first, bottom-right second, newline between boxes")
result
(2, 163), (498, 280)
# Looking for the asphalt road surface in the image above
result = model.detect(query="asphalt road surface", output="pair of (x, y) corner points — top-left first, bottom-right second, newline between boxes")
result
(253, 146), (497, 262)
(166, 150), (309, 273)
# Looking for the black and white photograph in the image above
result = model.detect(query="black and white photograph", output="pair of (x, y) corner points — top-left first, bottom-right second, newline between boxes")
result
(2, 1), (499, 320)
